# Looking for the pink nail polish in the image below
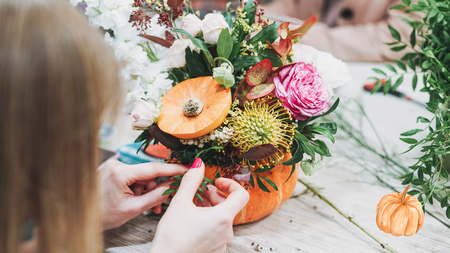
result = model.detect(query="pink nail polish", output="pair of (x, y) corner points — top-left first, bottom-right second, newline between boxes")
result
(192, 158), (203, 169)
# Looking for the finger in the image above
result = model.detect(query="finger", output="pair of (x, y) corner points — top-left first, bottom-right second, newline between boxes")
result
(213, 178), (249, 215)
(146, 180), (158, 191)
(172, 158), (205, 203)
(194, 194), (212, 207)
(123, 162), (187, 185)
(151, 204), (161, 214)
(130, 183), (145, 196)
(128, 180), (172, 213)
(203, 185), (227, 206)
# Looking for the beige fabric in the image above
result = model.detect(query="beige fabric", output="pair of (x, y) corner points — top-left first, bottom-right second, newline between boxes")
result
(262, 0), (413, 62)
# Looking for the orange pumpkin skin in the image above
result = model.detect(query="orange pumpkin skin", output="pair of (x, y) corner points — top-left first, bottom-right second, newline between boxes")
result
(157, 76), (232, 139)
(204, 153), (299, 225)
(376, 186), (424, 236)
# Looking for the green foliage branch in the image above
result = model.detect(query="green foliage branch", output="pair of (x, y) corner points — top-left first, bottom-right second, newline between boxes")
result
(371, 0), (450, 218)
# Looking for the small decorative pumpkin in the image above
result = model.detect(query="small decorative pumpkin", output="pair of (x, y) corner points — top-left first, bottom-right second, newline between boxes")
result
(376, 185), (424, 236)
(157, 76), (232, 139)
(204, 153), (299, 225)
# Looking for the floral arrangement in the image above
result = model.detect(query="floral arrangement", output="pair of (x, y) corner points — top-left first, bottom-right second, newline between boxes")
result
(72, 0), (352, 194)
(370, 0), (450, 219)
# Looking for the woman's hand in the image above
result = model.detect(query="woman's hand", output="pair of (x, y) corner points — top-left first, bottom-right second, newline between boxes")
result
(99, 160), (187, 230)
(149, 158), (250, 253)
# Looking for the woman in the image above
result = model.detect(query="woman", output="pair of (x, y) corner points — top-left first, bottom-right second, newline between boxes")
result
(0, 0), (249, 252)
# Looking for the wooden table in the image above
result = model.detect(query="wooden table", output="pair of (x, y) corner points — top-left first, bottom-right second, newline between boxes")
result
(103, 63), (450, 252)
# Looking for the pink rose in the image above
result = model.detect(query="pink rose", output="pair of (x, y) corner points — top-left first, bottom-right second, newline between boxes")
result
(273, 62), (330, 121)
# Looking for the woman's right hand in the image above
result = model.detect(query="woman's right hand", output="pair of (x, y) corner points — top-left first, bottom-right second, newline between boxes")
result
(148, 158), (249, 253)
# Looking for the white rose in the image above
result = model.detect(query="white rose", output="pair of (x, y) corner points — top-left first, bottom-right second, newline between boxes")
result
(131, 100), (161, 130)
(180, 14), (202, 37)
(291, 44), (353, 101)
(169, 39), (198, 68)
(201, 13), (229, 45)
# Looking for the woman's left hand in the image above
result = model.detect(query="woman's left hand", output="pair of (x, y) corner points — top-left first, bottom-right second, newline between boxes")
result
(98, 160), (187, 230)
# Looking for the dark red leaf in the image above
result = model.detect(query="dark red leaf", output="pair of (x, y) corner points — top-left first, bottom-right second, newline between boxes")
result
(246, 83), (275, 100)
(233, 80), (252, 107)
(139, 34), (173, 48)
(245, 59), (273, 86)
(241, 143), (278, 161)
(148, 125), (181, 150)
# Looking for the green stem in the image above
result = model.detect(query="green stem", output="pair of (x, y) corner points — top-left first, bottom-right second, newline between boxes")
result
(297, 178), (399, 253)
(212, 57), (234, 73)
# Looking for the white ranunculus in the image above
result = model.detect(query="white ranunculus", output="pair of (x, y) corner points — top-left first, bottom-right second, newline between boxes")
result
(168, 39), (198, 68)
(131, 100), (161, 130)
(291, 43), (353, 101)
(201, 13), (229, 45)
(180, 14), (202, 37)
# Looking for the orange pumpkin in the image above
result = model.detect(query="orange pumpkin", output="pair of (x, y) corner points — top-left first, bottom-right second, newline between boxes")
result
(157, 76), (231, 139)
(376, 185), (424, 236)
(204, 153), (299, 225)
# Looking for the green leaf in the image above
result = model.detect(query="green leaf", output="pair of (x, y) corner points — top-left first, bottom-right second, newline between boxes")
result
(310, 139), (332, 157)
(392, 75), (404, 91)
(400, 138), (418, 144)
(442, 168), (449, 180)
(169, 181), (180, 187)
(243, 0), (257, 26)
(388, 25), (401, 41)
(446, 206), (450, 219)
(391, 45), (407, 52)
(174, 28), (213, 65)
(428, 9), (439, 19)
(401, 173), (414, 184)
(283, 140), (304, 165)
(134, 130), (151, 143)
(185, 48), (211, 78)
(395, 60), (407, 71)
(258, 49), (283, 67)
(402, 0), (411, 5)
(441, 196), (448, 208)
(383, 78), (392, 95)
(407, 58), (415, 70)
(222, 12), (234, 28)
(174, 175), (183, 181)
(383, 63), (397, 74)
(233, 55), (260, 73)
(412, 73), (418, 91)
(311, 127), (335, 143)
(319, 122), (337, 134)
(408, 190), (421, 196)
(285, 165), (297, 183)
(248, 23), (279, 46)
(400, 129), (423, 136)
(422, 60), (430, 69)
(410, 28), (416, 47)
(384, 41), (399, 45)
(217, 28), (233, 59)
(197, 186), (205, 195)
(372, 68), (387, 76)
(390, 4), (407, 9)
(417, 116), (430, 123)
(309, 98), (340, 121)
(260, 176), (279, 191)
(249, 174), (255, 188)
(195, 192), (204, 203)
(371, 80), (383, 94)
(256, 176), (271, 193)
(162, 188), (177, 196)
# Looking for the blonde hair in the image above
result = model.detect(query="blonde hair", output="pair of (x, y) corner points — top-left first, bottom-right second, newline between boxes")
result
(0, 0), (122, 252)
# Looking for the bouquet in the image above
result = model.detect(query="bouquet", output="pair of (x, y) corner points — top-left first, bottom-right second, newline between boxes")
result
(73, 0), (352, 224)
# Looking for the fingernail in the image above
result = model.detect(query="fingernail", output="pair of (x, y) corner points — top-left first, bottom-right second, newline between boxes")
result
(192, 158), (203, 169)
(217, 189), (228, 199)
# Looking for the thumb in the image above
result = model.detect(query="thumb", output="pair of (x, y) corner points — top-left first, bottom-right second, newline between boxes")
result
(172, 158), (204, 203)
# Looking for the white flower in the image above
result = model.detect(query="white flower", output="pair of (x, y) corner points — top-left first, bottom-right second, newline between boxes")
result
(114, 41), (148, 75)
(201, 13), (229, 45)
(70, 0), (83, 6)
(168, 39), (198, 68)
(98, 0), (135, 30)
(180, 14), (202, 37)
(291, 44), (353, 101)
(131, 100), (162, 130)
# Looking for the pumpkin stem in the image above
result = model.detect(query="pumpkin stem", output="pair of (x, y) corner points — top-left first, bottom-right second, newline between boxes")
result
(401, 185), (410, 205)
(183, 98), (204, 117)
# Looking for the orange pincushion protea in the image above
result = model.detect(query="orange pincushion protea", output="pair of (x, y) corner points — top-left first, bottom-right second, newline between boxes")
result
(157, 76), (232, 139)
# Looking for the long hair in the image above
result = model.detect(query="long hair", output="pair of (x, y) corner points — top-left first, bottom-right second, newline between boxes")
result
(0, 0), (122, 252)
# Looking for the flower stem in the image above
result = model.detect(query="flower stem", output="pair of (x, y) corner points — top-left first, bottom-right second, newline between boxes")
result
(297, 178), (398, 253)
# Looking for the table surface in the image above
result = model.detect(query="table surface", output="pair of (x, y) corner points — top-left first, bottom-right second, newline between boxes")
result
(102, 62), (450, 253)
